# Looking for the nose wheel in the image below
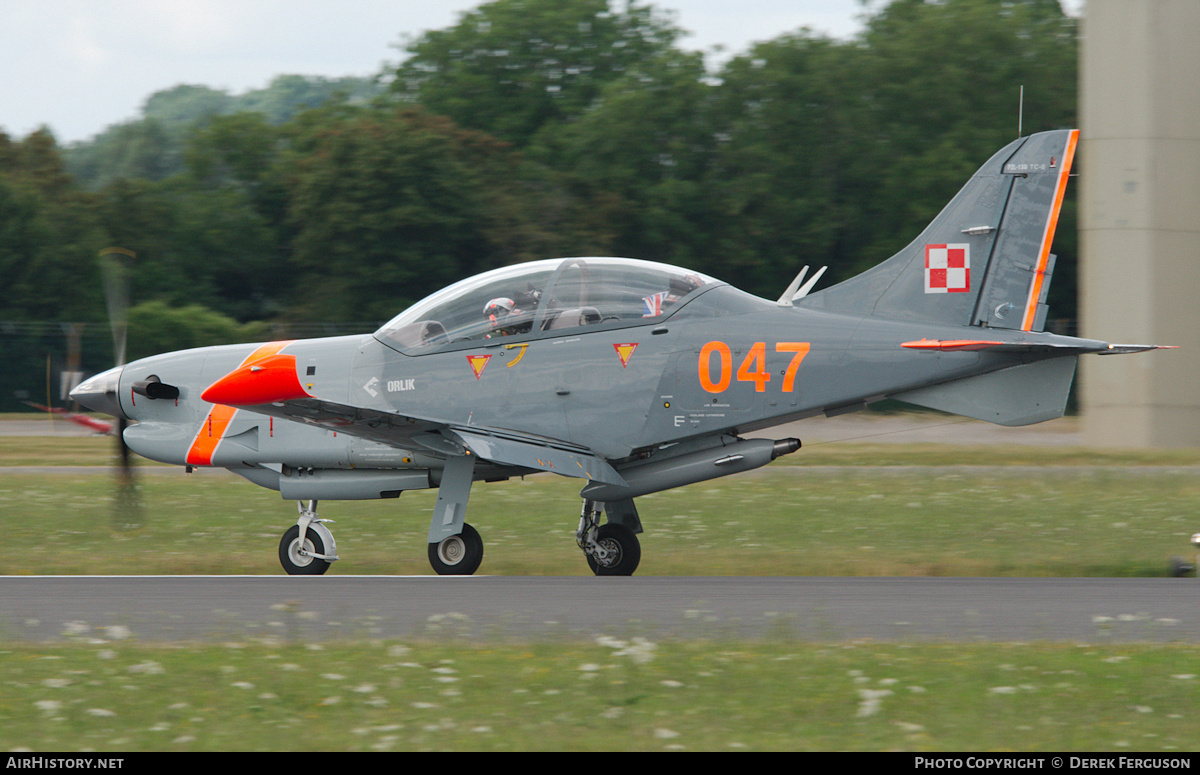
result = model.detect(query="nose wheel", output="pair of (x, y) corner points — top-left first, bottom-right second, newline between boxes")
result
(279, 525), (331, 575)
(278, 500), (338, 575)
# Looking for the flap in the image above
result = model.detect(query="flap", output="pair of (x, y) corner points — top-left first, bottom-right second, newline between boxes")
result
(451, 428), (627, 485)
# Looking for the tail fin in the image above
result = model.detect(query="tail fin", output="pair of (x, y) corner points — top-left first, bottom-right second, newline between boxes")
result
(801, 129), (1078, 332)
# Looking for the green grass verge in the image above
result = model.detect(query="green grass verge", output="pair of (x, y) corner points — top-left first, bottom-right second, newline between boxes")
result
(1, 639), (1196, 751)
(3, 447), (1198, 576)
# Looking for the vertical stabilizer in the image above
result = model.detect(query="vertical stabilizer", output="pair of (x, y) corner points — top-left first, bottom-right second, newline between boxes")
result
(801, 129), (1078, 332)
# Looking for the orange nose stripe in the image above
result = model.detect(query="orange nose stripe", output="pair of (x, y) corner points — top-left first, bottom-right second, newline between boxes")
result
(201, 354), (311, 406)
(187, 341), (298, 466)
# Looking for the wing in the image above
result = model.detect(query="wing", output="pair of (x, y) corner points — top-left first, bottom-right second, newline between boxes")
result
(199, 355), (627, 486)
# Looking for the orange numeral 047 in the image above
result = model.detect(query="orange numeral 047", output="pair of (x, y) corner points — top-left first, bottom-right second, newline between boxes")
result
(698, 341), (810, 394)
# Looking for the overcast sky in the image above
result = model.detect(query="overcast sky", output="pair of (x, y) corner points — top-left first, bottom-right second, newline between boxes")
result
(0, 0), (1082, 146)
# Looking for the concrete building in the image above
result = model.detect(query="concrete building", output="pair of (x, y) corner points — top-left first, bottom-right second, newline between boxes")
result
(1079, 0), (1200, 447)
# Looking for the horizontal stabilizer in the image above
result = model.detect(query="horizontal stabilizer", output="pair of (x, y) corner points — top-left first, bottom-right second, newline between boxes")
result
(1097, 344), (1178, 355)
(902, 339), (1006, 352)
(891, 357), (1077, 426)
(902, 339), (1176, 356)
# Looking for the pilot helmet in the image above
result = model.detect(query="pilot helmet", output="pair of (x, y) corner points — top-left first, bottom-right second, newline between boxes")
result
(484, 297), (516, 327)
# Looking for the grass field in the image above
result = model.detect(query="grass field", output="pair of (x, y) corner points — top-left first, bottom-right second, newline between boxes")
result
(2, 639), (1198, 751)
(2, 434), (1198, 577)
(3, 429), (1199, 751)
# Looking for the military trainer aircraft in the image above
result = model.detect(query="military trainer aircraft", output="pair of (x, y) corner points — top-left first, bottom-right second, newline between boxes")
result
(71, 128), (1169, 576)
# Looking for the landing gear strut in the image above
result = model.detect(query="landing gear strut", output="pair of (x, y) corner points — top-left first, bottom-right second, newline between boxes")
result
(278, 500), (339, 575)
(577, 500), (641, 576)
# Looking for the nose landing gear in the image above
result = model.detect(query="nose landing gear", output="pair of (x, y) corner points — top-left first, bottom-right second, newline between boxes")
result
(278, 500), (339, 575)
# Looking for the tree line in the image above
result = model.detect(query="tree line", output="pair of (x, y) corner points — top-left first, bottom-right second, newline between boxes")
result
(0, 0), (1078, 408)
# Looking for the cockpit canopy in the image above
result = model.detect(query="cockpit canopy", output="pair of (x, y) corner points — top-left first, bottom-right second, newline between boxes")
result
(375, 257), (717, 353)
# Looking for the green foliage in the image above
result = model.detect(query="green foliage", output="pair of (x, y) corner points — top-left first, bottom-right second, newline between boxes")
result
(64, 75), (382, 191)
(545, 48), (720, 268)
(849, 0), (1078, 274)
(10, 0), (1082, 342)
(391, 0), (683, 147)
(125, 299), (267, 360)
(142, 84), (234, 128)
(707, 33), (865, 289)
(284, 106), (518, 320)
(282, 104), (614, 321)
(0, 130), (107, 322)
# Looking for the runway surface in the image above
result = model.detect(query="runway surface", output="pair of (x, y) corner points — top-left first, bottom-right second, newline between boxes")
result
(1, 576), (1196, 644)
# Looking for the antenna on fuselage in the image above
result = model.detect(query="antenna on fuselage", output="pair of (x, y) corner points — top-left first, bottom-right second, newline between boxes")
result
(777, 265), (828, 307)
(1018, 85), (1024, 138)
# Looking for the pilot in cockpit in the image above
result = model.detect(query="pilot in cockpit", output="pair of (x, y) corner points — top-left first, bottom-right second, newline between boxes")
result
(483, 287), (541, 337)
(643, 273), (705, 317)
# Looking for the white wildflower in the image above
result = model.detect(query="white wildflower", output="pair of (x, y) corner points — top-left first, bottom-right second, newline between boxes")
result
(856, 688), (893, 717)
(614, 637), (657, 664)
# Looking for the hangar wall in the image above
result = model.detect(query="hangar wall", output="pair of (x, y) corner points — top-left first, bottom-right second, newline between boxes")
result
(1079, 0), (1200, 447)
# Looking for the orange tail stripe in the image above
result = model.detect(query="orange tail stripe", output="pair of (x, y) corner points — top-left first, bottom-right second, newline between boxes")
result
(186, 341), (294, 466)
(1021, 129), (1079, 332)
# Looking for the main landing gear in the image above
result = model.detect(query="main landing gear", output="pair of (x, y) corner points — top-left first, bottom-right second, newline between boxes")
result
(278, 500), (339, 576)
(276, 495), (641, 577)
(428, 522), (484, 575)
(577, 499), (641, 576)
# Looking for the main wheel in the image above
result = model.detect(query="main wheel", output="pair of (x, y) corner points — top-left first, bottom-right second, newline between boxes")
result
(279, 525), (331, 576)
(586, 523), (641, 576)
(428, 523), (484, 576)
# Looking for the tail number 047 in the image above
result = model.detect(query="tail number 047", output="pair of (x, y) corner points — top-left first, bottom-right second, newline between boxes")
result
(698, 341), (811, 394)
